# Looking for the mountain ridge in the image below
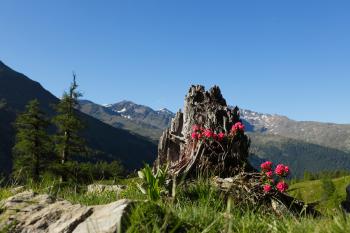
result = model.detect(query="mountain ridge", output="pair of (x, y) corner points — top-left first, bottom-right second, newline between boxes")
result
(79, 99), (350, 177)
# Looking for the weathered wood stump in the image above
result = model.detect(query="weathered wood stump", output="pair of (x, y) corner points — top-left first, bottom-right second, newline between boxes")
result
(155, 85), (254, 178)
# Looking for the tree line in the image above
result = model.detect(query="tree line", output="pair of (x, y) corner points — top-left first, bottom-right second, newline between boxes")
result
(12, 75), (123, 183)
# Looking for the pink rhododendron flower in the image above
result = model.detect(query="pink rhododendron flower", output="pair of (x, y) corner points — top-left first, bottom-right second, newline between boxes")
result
(263, 184), (272, 193)
(217, 132), (225, 141)
(203, 129), (213, 138)
(275, 164), (289, 177)
(191, 132), (198, 140)
(276, 181), (288, 192)
(266, 171), (273, 178)
(234, 122), (245, 131)
(260, 161), (273, 172)
(284, 166), (290, 174)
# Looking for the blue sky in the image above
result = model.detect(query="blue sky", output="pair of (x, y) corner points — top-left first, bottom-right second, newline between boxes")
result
(0, 0), (349, 123)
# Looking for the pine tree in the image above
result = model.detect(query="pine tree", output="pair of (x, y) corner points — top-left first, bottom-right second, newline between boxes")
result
(53, 73), (85, 165)
(12, 99), (51, 181)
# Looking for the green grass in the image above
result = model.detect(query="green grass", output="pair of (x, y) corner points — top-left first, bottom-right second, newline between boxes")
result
(125, 178), (350, 233)
(289, 175), (350, 213)
(2, 176), (350, 232)
(0, 188), (12, 201)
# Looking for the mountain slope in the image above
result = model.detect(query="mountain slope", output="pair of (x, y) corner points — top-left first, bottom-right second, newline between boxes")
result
(79, 99), (350, 177)
(0, 61), (157, 174)
(248, 133), (350, 177)
(79, 100), (173, 141)
(105, 100), (174, 130)
(79, 100), (163, 141)
(241, 109), (350, 153)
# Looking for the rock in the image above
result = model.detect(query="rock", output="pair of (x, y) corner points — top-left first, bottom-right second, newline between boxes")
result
(73, 199), (132, 233)
(87, 184), (126, 194)
(341, 184), (350, 213)
(155, 85), (253, 178)
(0, 191), (133, 233)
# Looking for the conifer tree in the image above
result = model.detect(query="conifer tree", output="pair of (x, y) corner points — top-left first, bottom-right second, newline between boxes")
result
(12, 99), (51, 181)
(53, 73), (85, 165)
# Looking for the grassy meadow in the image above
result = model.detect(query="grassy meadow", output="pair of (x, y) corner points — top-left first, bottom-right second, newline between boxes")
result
(1, 174), (350, 233)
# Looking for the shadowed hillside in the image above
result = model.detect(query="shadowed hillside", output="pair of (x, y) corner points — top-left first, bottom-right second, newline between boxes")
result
(0, 61), (157, 174)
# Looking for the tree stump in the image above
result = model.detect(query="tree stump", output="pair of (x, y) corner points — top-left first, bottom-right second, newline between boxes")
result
(155, 85), (254, 178)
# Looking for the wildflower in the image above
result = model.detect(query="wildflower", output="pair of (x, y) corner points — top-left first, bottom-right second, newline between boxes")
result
(191, 132), (198, 140)
(275, 164), (289, 177)
(266, 171), (273, 178)
(235, 122), (245, 131)
(217, 132), (225, 141)
(284, 166), (290, 175)
(260, 161), (273, 172)
(263, 184), (272, 193)
(276, 181), (288, 192)
(203, 129), (213, 139)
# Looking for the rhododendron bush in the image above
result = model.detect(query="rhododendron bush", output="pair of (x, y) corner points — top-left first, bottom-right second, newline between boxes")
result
(260, 161), (290, 193)
(190, 121), (245, 142)
(185, 120), (252, 177)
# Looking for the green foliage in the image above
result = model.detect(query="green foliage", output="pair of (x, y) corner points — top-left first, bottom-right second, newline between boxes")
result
(49, 161), (124, 184)
(321, 177), (336, 200)
(118, 178), (146, 200)
(249, 133), (350, 178)
(0, 188), (11, 201)
(12, 99), (52, 181)
(303, 171), (312, 181)
(126, 202), (188, 233)
(52, 74), (85, 164)
(289, 175), (350, 214)
(137, 164), (167, 201)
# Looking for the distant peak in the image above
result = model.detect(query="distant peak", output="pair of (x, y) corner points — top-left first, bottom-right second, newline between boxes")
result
(158, 108), (173, 114)
(119, 100), (136, 105)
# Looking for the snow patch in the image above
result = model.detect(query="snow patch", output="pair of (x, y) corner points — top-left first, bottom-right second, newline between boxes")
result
(117, 108), (127, 113)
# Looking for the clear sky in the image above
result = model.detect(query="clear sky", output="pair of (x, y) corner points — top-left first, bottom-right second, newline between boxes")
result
(0, 0), (349, 123)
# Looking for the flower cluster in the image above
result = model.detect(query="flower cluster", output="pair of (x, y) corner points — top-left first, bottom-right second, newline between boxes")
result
(231, 122), (245, 133)
(274, 164), (290, 177)
(260, 161), (290, 193)
(191, 125), (225, 141)
(191, 122), (245, 142)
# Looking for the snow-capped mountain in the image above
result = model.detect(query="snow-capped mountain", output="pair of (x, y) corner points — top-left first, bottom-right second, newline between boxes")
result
(79, 100), (175, 141)
(105, 100), (175, 129)
(239, 108), (350, 153)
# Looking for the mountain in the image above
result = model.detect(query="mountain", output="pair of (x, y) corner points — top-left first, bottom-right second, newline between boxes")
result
(105, 100), (174, 130)
(79, 100), (174, 141)
(0, 61), (156, 174)
(79, 99), (350, 177)
(248, 133), (350, 177)
(240, 109), (350, 153)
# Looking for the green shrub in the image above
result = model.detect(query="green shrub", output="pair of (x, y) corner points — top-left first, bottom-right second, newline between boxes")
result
(137, 164), (167, 201)
(49, 161), (124, 184)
